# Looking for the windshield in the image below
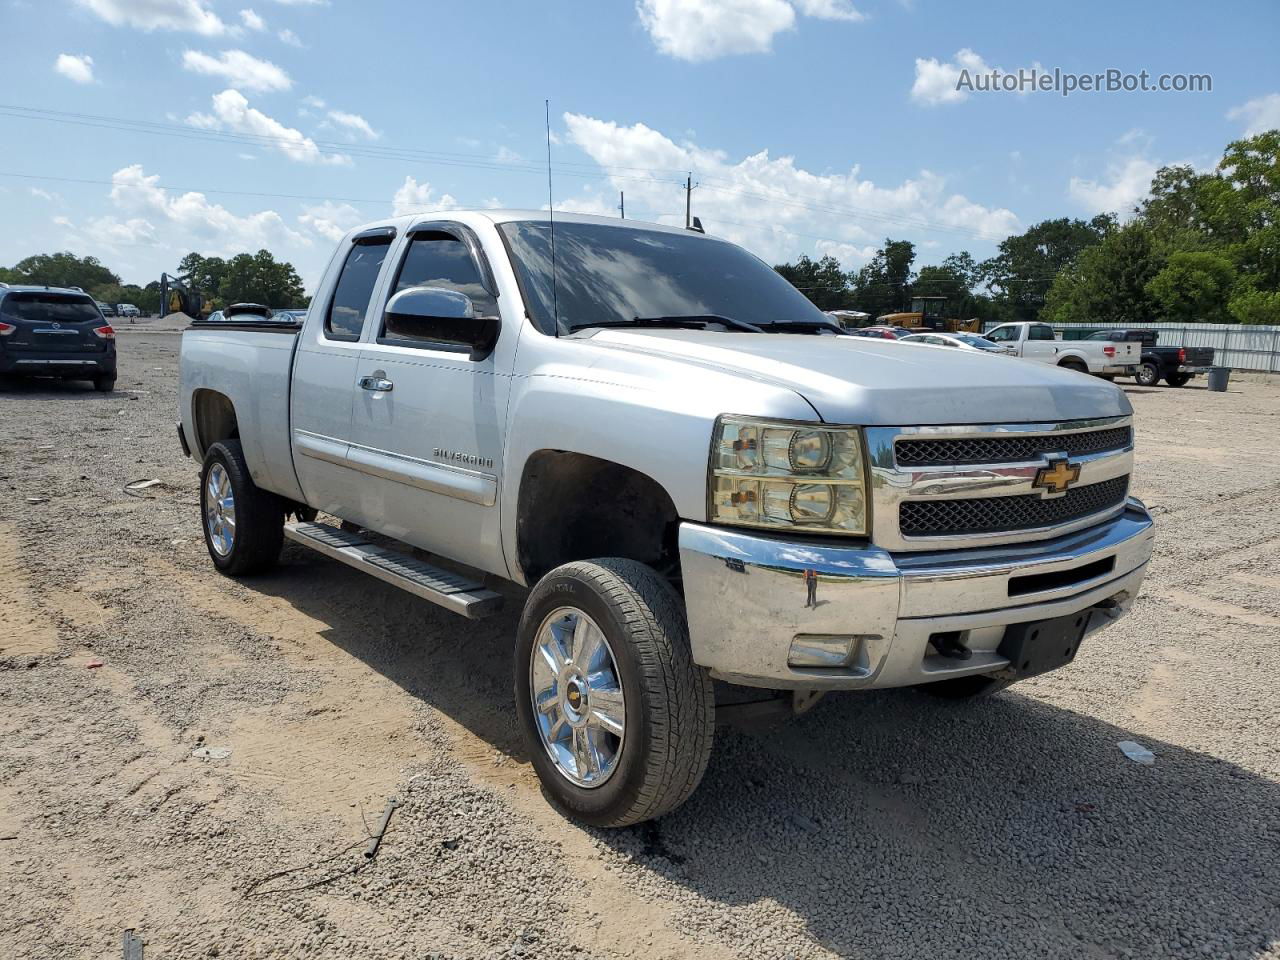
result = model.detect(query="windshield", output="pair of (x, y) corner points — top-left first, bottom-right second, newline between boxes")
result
(498, 220), (829, 335)
(955, 334), (1004, 351)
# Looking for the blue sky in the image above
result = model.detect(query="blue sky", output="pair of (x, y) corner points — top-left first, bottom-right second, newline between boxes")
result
(2, 0), (1278, 290)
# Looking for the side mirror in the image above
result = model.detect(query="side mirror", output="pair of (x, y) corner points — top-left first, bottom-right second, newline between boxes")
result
(383, 286), (500, 361)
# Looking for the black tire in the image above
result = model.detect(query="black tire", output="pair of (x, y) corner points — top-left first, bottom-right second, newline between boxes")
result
(199, 439), (284, 576)
(1058, 360), (1088, 375)
(93, 375), (116, 392)
(1165, 373), (1191, 387)
(514, 559), (715, 827)
(1135, 361), (1160, 387)
(920, 674), (1013, 700)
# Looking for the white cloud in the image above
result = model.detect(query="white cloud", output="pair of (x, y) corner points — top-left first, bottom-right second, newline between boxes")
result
(301, 95), (325, 108)
(298, 201), (364, 242)
(239, 8), (265, 30)
(1227, 93), (1280, 137)
(278, 28), (303, 46)
(30, 187), (62, 202)
(911, 48), (990, 105)
(54, 53), (96, 84)
(105, 163), (307, 252)
(562, 113), (1019, 268)
(272, 0), (326, 5)
(75, 0), (227, 35)
(182, 49), (291, 92)
(637, 0), (795, 61)
(187, 89), (349, 164)
(553, 188), (620, 217)
(792, 0), (863, 21)
(1068, 154), (1159, 215)
(494, 145), (523, 164)
(392, 177), (458, 217)
(327, 109), (379, 140)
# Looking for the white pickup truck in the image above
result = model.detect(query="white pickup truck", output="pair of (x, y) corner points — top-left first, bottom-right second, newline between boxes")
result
(985, 321), (1140, 377)
(178, 211), (1154, 826)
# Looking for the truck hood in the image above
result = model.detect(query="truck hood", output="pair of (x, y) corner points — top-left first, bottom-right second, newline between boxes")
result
(583, 329), (1132, 426)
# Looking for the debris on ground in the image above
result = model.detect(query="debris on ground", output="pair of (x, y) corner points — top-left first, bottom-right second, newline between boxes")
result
(86, 659), (104, 669)
(191, 746), (232, 760)
(1117, 740), (1156, 765)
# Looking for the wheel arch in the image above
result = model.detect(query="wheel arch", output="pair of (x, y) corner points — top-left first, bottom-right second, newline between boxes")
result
(190, 388), (239, 459)
(514, 450), (683, 586)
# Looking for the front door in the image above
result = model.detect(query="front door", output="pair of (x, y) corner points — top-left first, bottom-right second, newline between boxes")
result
(349, 224), (513, 576)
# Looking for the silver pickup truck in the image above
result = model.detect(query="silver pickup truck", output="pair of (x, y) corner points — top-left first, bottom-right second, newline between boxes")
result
(178, 211), (1155, 826)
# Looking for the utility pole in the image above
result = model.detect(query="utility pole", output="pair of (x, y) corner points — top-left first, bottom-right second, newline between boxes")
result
(685, 173), (692, 229)
(619, 190), (625, 219)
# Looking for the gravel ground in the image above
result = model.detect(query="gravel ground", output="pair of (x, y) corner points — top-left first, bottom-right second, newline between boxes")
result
(2, 330), (1278, 959)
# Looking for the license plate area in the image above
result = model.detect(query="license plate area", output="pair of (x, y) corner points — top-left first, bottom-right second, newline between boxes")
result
(997, 609), (1093, 679)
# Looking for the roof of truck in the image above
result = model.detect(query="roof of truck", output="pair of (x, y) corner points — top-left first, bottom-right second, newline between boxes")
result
(348, 209), (711, 239)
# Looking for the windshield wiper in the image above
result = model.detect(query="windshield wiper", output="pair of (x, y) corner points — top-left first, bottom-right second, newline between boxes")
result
(566, 314), (764, 334)
(758, 319), (847, 335)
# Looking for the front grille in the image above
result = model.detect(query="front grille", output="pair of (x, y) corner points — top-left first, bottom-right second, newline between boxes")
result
(895, 426), (1132, 467)
(900, 475), (1129, 538)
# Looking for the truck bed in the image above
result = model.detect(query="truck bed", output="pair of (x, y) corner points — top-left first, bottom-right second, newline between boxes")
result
(179, 318), (306, 503)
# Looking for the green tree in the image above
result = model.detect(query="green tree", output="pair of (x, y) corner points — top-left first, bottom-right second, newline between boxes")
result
(773, 254), (851, 310)
(216, 249), (306, 307)
(981, 216), (1114, 321)
(177, 252), (229, 302)
(849, 238), (915, 317)
(1228, 286), (1280, 325)
(1042, 223), (1163, 325)
(1145, 251), (1236, 323)
(5, 251), (120, 290)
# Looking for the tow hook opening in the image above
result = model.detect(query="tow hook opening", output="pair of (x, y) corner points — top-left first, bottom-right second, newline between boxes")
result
(929, 630), (973, 661)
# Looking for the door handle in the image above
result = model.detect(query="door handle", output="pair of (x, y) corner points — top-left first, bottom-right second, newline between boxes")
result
(358, 375), (394, 392)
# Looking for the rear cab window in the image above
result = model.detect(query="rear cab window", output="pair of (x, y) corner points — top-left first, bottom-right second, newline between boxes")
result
(325, 236), (393, 341)
(1029, 324), (1056, 341)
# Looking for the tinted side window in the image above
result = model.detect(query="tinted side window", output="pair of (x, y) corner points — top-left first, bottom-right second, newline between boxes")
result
(1030, 324), (1056, 341)
(326, 239), (391, 340)
(382, 232), (496, 345)
(987, 326), (1015, 342)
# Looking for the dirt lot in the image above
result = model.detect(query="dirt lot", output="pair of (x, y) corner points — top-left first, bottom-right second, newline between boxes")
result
(2, 330), (1279, 960)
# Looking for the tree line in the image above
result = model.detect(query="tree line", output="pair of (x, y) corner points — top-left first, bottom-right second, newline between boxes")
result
(775, 131), (1280, 326)
(0, 248), (306, 315)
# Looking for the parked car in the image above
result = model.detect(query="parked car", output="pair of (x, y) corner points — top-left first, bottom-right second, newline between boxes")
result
(272, 308), (309, 322)
(900, 332), (1015, 355)
(985, 322), (1139, 377)
(96, 301), (117, 317)
(1081, 329), (1214, 387)
(0, 284), (117, 390)
(178, 211), (1154, 826)
(848, 325), (909, 339)
(118, 303), (141, 320)
(204, 310), (224, 323)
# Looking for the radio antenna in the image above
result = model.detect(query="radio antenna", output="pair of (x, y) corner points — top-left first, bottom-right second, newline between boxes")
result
(545, 99), (559, 333)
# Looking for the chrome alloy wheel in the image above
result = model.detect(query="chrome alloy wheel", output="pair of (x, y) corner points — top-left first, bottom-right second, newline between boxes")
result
(204, 462), (237, 557)
(530, 606), (626, 788)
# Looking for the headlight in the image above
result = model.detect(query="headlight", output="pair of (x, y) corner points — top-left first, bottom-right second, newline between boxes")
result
(709, 416), (867, 534)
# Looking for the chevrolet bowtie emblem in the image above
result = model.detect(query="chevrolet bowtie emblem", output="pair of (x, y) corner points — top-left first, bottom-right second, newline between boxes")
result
(1033, 458), (1081, 495)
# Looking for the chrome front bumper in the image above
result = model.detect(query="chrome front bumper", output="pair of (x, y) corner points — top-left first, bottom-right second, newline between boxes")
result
(678, 500), (1154, 690)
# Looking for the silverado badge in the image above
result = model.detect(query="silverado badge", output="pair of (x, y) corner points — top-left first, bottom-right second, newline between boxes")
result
(1033, 457), (1081, 495)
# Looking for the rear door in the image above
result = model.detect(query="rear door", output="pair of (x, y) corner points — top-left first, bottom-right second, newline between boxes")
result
(290, 227), (397, 517)
(348, 222), (513, 574)
(0, 293), (110, 359)
(1022, 324), (1061, 363)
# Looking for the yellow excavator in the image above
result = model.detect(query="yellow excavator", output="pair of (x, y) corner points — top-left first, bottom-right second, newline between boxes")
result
(876, 296), (981, 333)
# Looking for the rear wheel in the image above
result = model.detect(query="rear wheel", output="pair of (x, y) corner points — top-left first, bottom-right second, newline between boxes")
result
(1165, 373), (1191, 387)
(93, 375), (115, 392)
(1135, 361), (1161, 387)
(200, 439), (284, 576)
(514, 558), (715, 827)
(1058, 359), (1088, 375)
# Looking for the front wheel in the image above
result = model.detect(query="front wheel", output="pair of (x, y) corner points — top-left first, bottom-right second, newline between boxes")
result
(1135, 361), (1161, 387)
(200, 439), (284, 576)
(1165, 373), (1191, 387)
(514, 559), (715, 827)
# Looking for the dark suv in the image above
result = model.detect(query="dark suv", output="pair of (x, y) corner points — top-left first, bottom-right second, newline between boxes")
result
(0, 285), (117, 391)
